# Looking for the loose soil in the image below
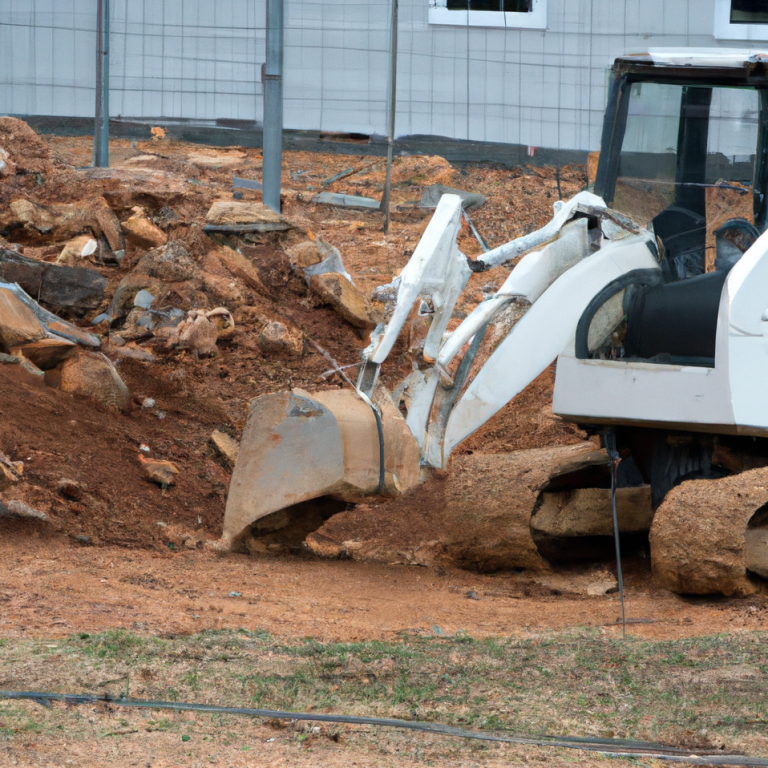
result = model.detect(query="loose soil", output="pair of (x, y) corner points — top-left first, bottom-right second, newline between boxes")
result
(2, 129), (763, 766)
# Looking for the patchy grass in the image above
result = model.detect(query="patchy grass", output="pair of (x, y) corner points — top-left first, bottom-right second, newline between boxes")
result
(1, 628), (768, 762)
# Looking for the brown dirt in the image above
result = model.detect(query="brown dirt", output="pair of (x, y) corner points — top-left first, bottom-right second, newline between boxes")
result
(1, 125), (761, 768)
(0, 130), (588, 553)
(1, 523), (765, 643)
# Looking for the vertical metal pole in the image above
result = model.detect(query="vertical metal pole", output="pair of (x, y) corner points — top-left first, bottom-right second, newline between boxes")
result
(263, 0), (284, 213)
(93, 0), (109, 167)
(381, 0), (398, 233)
(605, 429), (627, 638)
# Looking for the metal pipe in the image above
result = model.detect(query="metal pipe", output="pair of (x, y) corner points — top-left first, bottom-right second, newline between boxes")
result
(262, 0), (284, 213)
(92, 0), (109, 167)
(381, 0), (399, 233)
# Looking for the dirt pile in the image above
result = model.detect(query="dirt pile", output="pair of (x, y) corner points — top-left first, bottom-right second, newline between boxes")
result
(0, 120), (588, 559)
(306, 443), (607, 571)
(0, 116), (53, 175)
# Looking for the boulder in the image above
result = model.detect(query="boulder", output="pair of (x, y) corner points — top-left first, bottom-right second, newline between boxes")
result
(57, 235), (98, 265)
(309, 272), (377, 329)
(57, 478), (84, 500)
(199, 271), (244, 309)
(215, 246), (266, 293)
(136, 241), (196, 282)
(204, 201), (291, 233)
(306, 443), (607, 573)
(140, 456), (179, 486)
(0, 500), (49, 521)
(176, 313), (218, 357)
(0, 118), (52, 175)
(531, 486), (653, 537)
(121, 208), (168, 249)
(650, 467), (768, 596)
(0, 280), (100, 349)
(285, 240), (322, 270)
(0, 248), (107, 312)
(57, 349), (131, 411)
(10, 337), (75, 370)
(210, 430), (239, 470)
(2, 197), (123, 251)
(258, 317), (304, 356)
(109, 272), (163, 320)
(0, 285), (47, 349)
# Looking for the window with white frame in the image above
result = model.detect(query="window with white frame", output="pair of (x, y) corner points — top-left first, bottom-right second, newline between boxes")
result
(715, 0), (768, 39)
(429, 0), (546, 29)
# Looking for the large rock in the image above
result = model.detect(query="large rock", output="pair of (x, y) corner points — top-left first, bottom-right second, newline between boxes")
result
(284, 240), (322, 270)
(0, 286), (47, 349)
(0, 280), (101, 349)
(121, 209), (168, 249)
(136, 241), (196, 282)
(204, 201), (291, 233)
(57, 235), (98, 265)
(210, 430), (239, 470)
(649, 467), (768, 596)
(57, 349), (131, 411)
(0, 118), (52, 175)
(10, 337), (75, 370)
(2, 197), (123, 251)
(215, 246), (266, 293)
(309, 272), (377, 329)
(531, 486), (653, 537)
(258, 317), (304, 356)
(109, 272), (163, 320)
(0, 248), (107, 312)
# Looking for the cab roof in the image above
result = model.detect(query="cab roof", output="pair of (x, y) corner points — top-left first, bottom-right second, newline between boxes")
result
(612, 48), (768, 85)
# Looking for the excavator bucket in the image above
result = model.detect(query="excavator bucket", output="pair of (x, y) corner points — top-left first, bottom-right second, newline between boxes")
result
(217, 386), (422, 550)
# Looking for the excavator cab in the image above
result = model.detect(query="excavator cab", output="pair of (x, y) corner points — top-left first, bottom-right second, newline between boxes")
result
(557, 52), (768, 374)
(595, 51), (767, 280)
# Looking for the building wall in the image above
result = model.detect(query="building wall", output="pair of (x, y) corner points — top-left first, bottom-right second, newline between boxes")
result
(0, 0), (754, 152)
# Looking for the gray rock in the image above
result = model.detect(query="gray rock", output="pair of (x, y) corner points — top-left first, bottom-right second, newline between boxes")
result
(142, 397), (156, 408)
(133, 289), (155, 309)
(0, 499), (49, 521)
(0, 247), (107, 313)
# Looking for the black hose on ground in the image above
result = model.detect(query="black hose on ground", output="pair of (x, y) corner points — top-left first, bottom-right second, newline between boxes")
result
(0, 690), (765, 765)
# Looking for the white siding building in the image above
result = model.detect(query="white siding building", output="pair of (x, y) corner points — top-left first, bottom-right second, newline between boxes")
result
(1, 0), (767, 154)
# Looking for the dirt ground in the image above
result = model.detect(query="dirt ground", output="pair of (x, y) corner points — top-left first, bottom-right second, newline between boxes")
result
(2, 128), (766, 766)
(0, 130), (584, 552)
(2, 521), (767, 643)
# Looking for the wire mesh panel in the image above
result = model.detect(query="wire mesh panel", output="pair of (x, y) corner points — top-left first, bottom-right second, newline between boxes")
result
(110, 0), (265, 123)
(0, 0), (730, 155)
(0, 0), (97, 117)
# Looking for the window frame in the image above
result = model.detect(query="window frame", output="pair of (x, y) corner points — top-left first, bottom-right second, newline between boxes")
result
(428, 0), (547, 29)
(714, 0), (768, 40)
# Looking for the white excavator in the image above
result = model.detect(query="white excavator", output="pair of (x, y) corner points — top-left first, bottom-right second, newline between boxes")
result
(219, 50), (768, 596)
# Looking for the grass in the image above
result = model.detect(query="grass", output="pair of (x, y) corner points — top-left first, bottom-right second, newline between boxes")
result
(0, 628), (767, 758)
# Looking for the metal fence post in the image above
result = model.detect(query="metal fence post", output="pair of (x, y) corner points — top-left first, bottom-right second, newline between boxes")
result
(93, 0), (109, 168)
(263, 0), (284, 212)
(381, 0), (399, 233)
